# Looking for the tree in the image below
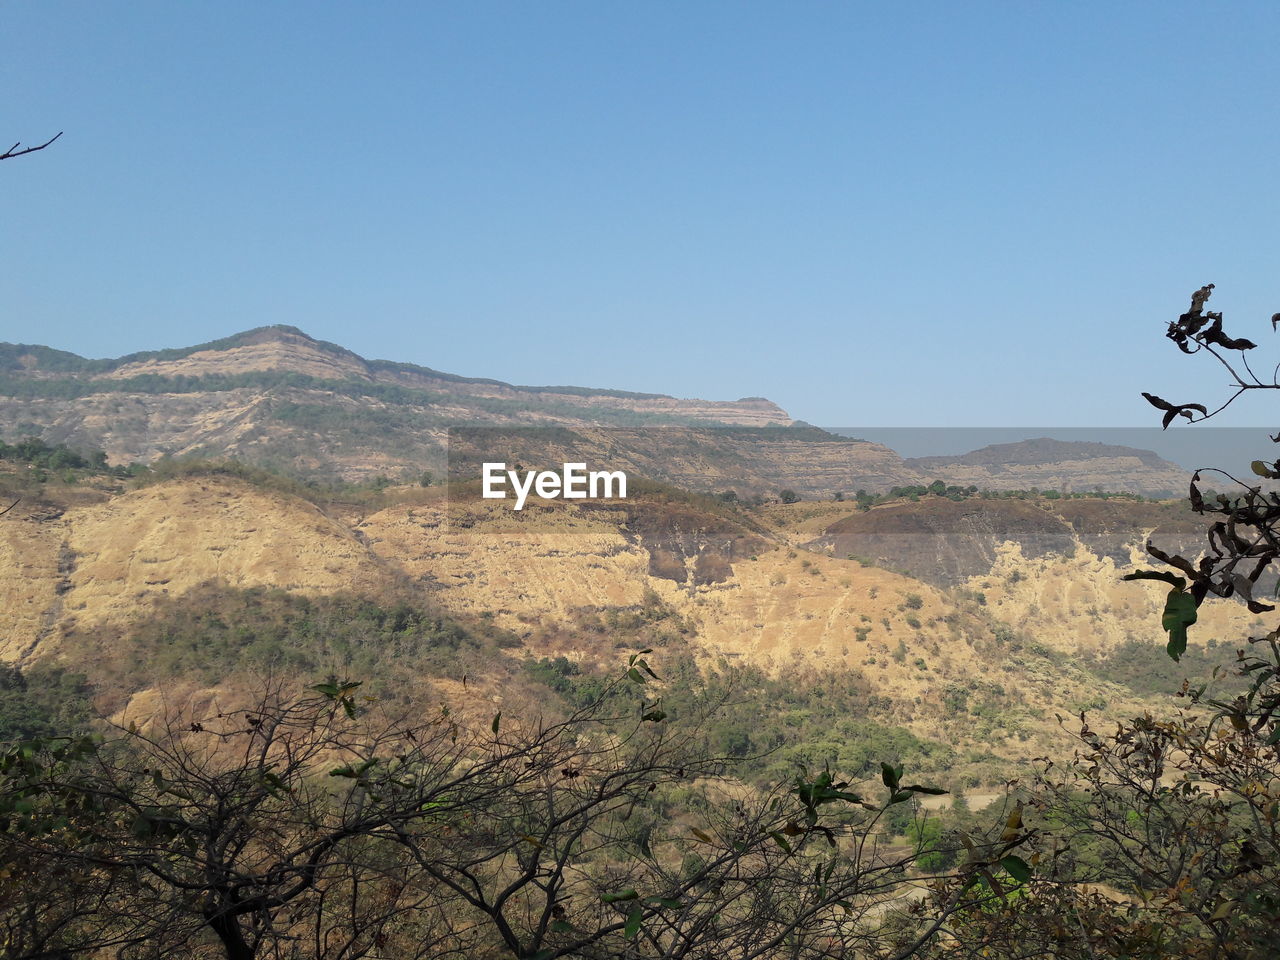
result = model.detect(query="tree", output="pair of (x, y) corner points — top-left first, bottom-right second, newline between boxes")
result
(929, 287), (1280, 959)
(1, 681), (462, 959)
(931, 702), (1280, 960)
(1135, 284), (1280, 652)
(0, 665), (1028, 960)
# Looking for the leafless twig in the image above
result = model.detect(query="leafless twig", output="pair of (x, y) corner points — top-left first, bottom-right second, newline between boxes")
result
(0, 132), (63, 161)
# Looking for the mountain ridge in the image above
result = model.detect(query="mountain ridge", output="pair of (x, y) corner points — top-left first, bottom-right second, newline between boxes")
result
(0, 327), (1191, 496)
(1, 325), (729, 402)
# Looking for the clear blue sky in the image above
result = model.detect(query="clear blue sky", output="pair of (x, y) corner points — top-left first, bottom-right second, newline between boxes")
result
(4, 2), (1278, 427)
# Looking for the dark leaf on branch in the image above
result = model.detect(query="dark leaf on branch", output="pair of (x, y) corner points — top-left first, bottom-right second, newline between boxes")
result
(1001, 854), (1032, 884)
(1142, 393), (1207, 428)
(1201, 318), (1257, 351)
(1161, 590), (1198, 661)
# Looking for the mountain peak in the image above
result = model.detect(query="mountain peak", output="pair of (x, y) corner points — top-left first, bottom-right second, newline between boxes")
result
(0, 326), (796, 477)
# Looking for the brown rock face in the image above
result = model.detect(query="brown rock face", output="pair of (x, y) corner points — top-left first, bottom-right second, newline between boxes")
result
(0, 327), (794, 482)
(818, 499), (1077, 585)
(812, 496), (1208, 588)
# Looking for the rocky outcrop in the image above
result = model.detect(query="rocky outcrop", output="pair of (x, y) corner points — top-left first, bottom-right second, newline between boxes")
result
(816, 499), (1077, 584)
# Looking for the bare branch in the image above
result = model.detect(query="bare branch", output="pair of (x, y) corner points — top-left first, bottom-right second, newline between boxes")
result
(0, 131), (62, 161)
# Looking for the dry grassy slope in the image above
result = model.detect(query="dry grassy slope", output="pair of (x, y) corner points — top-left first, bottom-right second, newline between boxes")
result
(353, 499), (1180, 770)
(2, 476), (1232, 676)
(352, 497), (1153, 751)
(0, 478), (387, 662)
(356, 499), (942, 664)
(964, 540), (1256, 655)
(359, 500), (653, 618)
(4, 475), (1249, 672)
(0, 502), (68, 662)
(102, 336), (371, 382)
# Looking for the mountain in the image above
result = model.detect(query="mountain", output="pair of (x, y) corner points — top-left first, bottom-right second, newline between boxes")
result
(903, 438), (1190, 495)
(0, 328), (1191, 496)
(0, 326), (792, 479)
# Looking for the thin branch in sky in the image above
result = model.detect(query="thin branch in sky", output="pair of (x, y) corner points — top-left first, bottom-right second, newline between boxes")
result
(0, 131), (63, 160)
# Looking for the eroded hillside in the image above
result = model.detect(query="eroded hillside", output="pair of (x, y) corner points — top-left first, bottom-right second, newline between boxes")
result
(0, 477), (387, 661)
(0, 471), (1252, 778)
(0, 328), (793, 481)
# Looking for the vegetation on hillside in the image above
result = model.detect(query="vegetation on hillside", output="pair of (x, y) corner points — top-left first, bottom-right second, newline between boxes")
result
(0, 665), (92, 742)
(0, 669), (1022, 960)
(848, 481), (1152, 510)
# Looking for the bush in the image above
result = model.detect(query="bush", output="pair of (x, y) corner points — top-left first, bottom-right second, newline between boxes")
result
(0, 665), (92, 743)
